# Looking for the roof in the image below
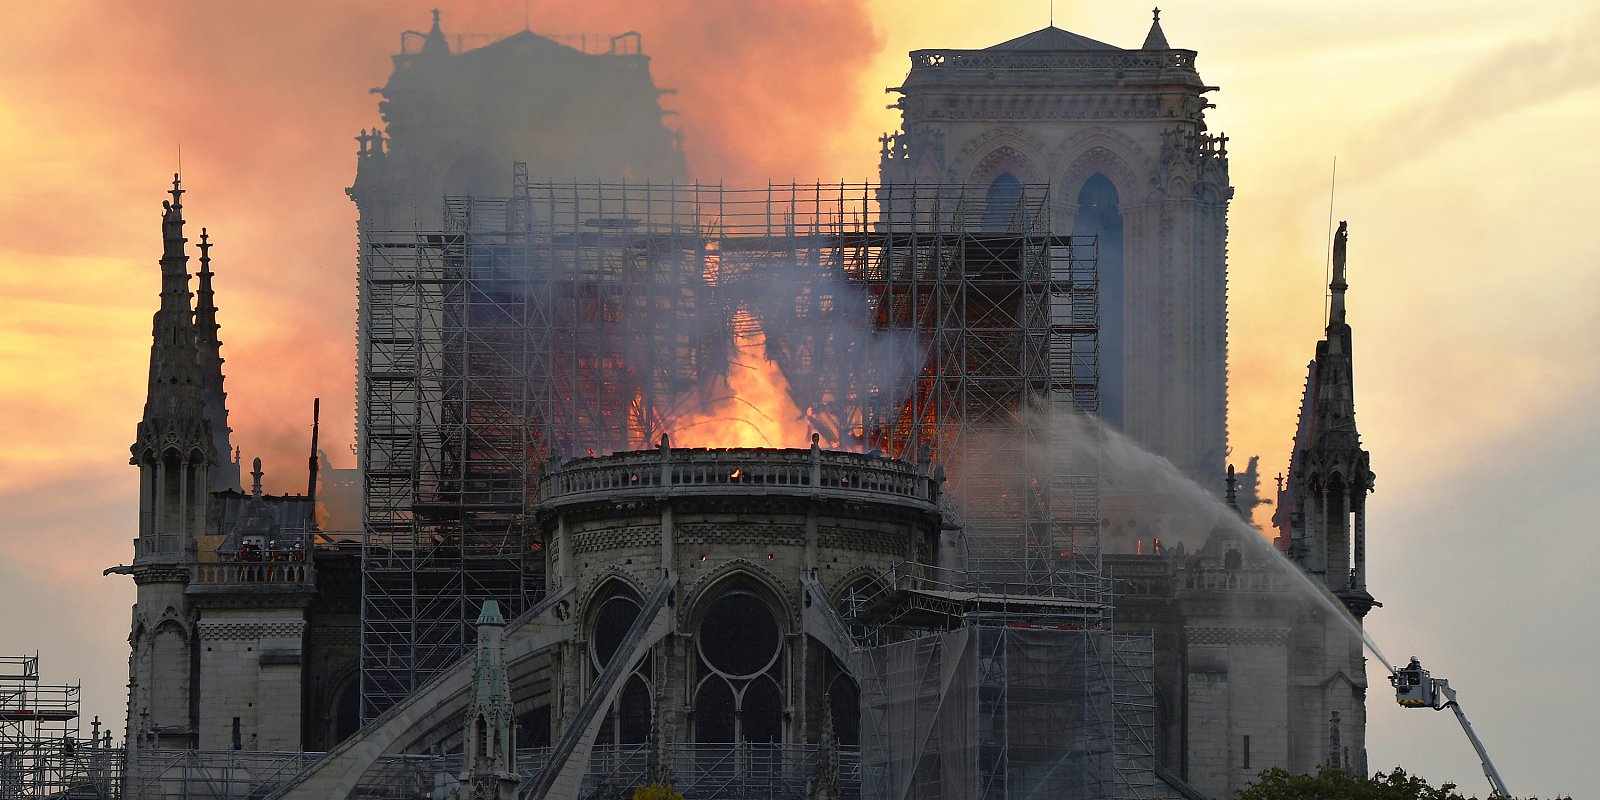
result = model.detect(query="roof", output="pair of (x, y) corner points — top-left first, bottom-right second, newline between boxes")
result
(477, 600), (506, 626)
(985, 26), (1120, 52)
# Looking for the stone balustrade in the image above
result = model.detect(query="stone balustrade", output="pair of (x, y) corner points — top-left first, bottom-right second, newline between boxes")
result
(538, 444), (940, 510)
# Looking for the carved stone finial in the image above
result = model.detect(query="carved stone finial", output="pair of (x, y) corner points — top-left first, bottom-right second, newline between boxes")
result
(251, 457), (263, 497)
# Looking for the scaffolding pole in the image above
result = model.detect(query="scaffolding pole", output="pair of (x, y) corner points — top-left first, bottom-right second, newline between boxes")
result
(356, 180), (1101, 721)
(0, 654), (120, 798)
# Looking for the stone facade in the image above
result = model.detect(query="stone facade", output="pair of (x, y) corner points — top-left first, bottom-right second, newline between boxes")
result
(1107, 535), (1368, 799)
(534, 444), (943, 756)
(1104, 223), (1376, 798)
(347, 10), (684, 235)
(880, 14), (1232, 490)
(119, 14), (1381, 800)
(120, 181), (363, 796)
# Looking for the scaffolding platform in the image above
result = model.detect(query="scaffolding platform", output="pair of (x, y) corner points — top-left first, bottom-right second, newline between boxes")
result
(356, 178), (1100, 721)
(0, 654), (119, 799)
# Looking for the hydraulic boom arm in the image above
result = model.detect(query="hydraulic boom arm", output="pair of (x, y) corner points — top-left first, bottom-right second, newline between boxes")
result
(1435, 681), (1512, 799)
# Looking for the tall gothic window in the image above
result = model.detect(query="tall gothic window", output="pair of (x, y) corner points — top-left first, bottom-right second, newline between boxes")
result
(692, 586), (784, 743)
(1076, 173), (1125, 429)
(590, 588), (652, 745)
(981, 173), (1024, 231)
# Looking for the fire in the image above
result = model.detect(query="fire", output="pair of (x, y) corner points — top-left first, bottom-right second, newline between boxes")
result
(668, 309), (816, 449)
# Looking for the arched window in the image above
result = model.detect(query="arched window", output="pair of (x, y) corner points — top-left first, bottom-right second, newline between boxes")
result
(1075, 173), (1125, 429)
(692, 585), (785, 743)
(981, 173), (1024, 231)
(590, 587), (652, 745)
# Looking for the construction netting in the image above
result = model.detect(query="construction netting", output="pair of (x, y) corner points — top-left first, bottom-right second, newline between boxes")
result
(860, 625), (1164, 800)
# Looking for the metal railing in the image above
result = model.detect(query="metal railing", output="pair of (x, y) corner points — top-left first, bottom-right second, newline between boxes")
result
(133, 743), (860, 800)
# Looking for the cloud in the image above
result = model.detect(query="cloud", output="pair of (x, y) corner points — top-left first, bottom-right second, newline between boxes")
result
(1360, 10), (1600, 173)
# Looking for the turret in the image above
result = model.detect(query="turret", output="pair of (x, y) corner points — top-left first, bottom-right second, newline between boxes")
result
(1141, 7), (1170, 50)
(122, 175), (217, 775)
(1279, 221), (1378, 617)
(461, 600), (518, 800)
(131, 174), (215, 556)
(194, 227), (240, 492)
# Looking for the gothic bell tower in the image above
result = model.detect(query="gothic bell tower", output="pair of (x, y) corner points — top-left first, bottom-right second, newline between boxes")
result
(123, 176), (238, 763)
(881, 10), (1232, 489)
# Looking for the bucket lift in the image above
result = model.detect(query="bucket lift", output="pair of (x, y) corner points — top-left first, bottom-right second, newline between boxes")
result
(1390, 658), (1512, 798)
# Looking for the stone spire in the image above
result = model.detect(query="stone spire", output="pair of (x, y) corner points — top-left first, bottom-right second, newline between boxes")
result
(134, 174), (204, 448)
(122, 176), (213, 767)
(421, 9), (451, 57)
(1316, 221), (1356, 432)
(194, 227), (240, 491)
(461, 600), (518, 800)
(1141, 8), (1170, 50)
(1283, 220), (1377, 617)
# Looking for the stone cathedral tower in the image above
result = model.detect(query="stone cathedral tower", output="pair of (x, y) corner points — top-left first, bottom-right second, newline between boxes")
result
(880, 11), (1232, 489)
(124, 177), (234, 762)
(121, 180), (332, 795)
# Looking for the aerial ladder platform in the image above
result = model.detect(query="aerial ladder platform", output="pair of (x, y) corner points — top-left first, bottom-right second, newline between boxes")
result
(1391, 658), (1512, 799)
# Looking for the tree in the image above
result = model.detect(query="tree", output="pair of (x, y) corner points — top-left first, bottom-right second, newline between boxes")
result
(630, 783), (685, 800)
(1234, 767), (1571, 800)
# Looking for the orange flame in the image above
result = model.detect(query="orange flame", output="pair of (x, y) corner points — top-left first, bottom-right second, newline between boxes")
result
(668, 309), (816, 449)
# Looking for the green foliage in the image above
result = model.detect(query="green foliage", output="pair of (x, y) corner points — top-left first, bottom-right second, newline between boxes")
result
(1235, 767), (1469, 800)
(630, 783), (684, 800)
(1234, 767), (1572, 800)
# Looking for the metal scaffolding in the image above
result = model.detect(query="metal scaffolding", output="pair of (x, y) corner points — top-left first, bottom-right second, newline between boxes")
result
(356, 179), (1099, 720)
(0, 654), (119, 798)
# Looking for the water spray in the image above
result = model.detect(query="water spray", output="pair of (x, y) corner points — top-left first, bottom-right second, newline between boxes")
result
(1028, 409), (1399, 674)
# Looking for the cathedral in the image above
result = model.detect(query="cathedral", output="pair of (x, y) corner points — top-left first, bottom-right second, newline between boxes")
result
(114, 11), (1375, 800)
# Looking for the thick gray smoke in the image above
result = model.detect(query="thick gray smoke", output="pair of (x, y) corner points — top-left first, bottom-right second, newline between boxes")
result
(957, 403), (1396, 669)
(729, 252), (927, 450)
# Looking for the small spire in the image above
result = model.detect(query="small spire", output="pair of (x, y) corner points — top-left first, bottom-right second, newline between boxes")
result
(421, 8), (450, 56)
(194, 227), (238, 492)
(135, 176), (203, 461)
(251, 457), (263, 497)
(1224, 463), (1240, 512)
(476, 599), (506, 626)
(1142, 7), (1170, 50)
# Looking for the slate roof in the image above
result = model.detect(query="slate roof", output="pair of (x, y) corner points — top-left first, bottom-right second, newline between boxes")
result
(985, 26), (1120, 52)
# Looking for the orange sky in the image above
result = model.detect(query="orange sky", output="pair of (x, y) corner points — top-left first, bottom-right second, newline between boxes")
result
(1, 2), (1596, 796)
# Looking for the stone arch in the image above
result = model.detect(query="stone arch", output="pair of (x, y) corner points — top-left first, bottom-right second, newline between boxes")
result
(687, 568), (790, 745)
(681, 560), (795, 630)
(153, 608), (190, 638)
(826, 565), (887, 605)
(577, 569), (649, 622)
(963, 134), (1049, 188)
(317, 667), (362, 748)
(1054, 127), (1153, 214)
(826, 566), (887, 620)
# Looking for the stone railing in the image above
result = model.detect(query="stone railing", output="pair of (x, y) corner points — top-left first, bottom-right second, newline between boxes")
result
(908, 47), (1198, 74)
(192, 560), (315, 587)
(538, 444), (940, 510)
